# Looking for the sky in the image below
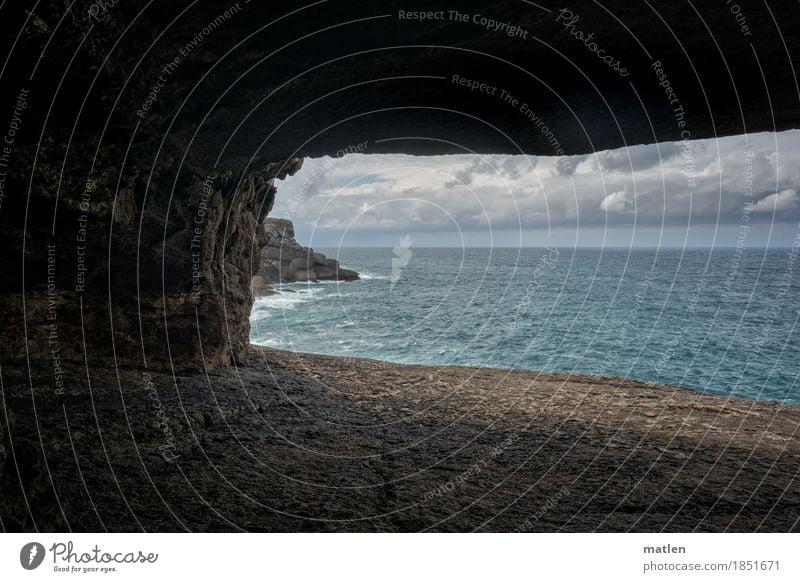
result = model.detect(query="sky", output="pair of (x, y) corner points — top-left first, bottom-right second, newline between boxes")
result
(272, 130), (800, 248)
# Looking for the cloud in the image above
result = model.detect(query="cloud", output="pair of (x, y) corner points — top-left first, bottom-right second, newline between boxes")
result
(600, 188), (633, 212)
(273, 130), (800, 240)
(752, 188), (799, 212)
(595, 141), (680, 172)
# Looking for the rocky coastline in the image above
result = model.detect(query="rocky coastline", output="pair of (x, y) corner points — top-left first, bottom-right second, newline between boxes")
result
(251, 218), (359, 296)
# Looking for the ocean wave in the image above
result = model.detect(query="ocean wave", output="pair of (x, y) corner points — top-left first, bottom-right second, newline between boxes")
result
(248, 248), (800, 403)
(249, 287), (325, 319)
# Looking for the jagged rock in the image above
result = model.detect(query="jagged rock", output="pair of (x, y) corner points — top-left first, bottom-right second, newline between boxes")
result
(255, 218), (359, 285)
(263, 247), (287, 260)
(251, 276), (277, 297)
(294, 269), (317, 283)
(263, 218), (295, 241)
(289, 258), (308, 274)
(336, 268), (360, 281)
(0, 160), (303, 369)
(315, 266), (336, 279)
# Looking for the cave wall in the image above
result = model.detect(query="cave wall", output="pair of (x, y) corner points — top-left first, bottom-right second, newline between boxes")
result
(0, 0), (798, 369)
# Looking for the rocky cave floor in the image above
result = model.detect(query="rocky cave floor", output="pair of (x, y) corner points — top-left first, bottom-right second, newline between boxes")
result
(1, 345), (798, 532)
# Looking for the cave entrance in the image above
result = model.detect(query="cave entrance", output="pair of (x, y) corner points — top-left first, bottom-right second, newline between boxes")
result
(248, 132), (799, 393)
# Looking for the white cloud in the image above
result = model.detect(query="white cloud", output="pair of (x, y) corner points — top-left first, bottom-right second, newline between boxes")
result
(273, 130), (800, 242)
(600, 188), (632, 212)
(752, 188), (799, 212)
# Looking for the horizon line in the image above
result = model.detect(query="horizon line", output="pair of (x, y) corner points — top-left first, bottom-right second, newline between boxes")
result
(312, 245), (797, 249)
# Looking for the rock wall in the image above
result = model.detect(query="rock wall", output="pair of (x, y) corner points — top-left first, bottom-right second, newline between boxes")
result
(0, 156), (302, 369)
(251, 218), (358, 295)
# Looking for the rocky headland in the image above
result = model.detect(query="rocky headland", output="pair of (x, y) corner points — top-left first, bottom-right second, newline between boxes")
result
(251, 218), (359, 296)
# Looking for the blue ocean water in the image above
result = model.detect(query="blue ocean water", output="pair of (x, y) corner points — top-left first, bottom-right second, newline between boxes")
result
(251, 248), (800, 403)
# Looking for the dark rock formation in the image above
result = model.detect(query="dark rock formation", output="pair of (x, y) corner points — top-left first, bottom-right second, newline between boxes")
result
(0, 156), (302, 369)
(1, 0), (799, 371)
(253, 218), (358, 294)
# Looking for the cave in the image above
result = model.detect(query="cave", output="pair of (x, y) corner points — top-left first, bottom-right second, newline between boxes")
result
(2, 0), (798, 369)
(1, 0), (799, 533)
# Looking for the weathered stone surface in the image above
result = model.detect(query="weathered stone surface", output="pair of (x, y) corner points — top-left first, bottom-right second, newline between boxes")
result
(314, 266), (336, 279)
(0, 347), (798, 532)
(0, 160), (302, 369)
(0, 409), (10, 477)
(293, 269), (317, 283)
(256, 218), (359, 286)
(288, 258), (308, 274)
(336, 268), (360, 281)
(263, 218), (295, 240)
(262, 247), (287, 261)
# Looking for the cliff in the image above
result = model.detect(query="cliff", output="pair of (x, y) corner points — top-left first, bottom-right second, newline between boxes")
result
(251, 219), (359, 295)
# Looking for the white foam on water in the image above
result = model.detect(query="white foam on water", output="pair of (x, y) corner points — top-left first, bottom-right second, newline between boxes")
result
(250, 287), (326, 320)
(357, 272), (390, 280)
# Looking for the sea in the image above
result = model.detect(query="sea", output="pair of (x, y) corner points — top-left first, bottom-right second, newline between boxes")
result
(250, 247), (800, 403)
